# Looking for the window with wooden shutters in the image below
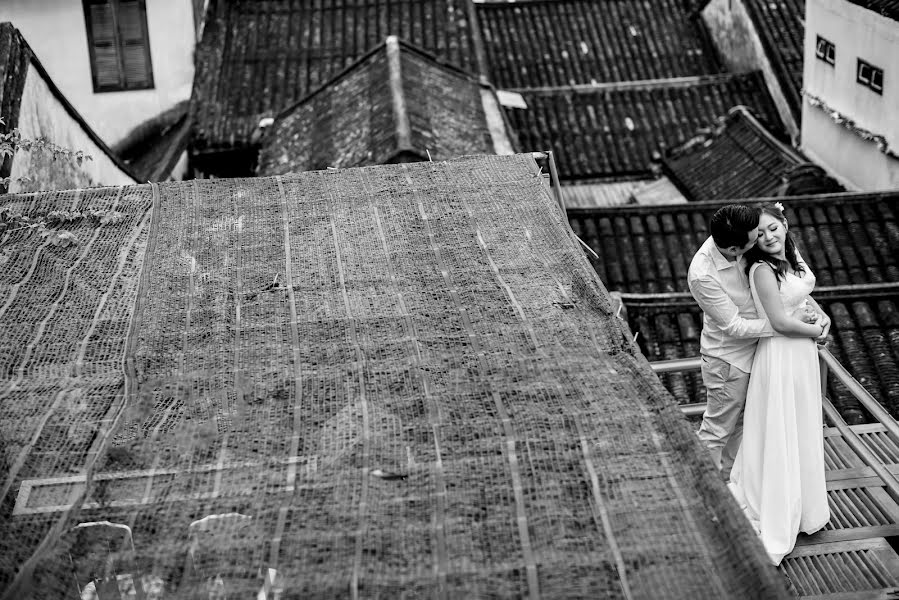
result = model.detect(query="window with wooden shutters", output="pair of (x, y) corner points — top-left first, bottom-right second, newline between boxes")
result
(83, 0), (154, 92)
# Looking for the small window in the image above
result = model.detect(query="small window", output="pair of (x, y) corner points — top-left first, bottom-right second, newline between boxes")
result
(856, 59), (883, 95)
(815, 36), (835, 66)
(83, 0), (154, 92)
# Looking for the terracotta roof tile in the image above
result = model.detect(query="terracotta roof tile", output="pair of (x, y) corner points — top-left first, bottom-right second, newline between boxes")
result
(741, 0), (805, 120)
(475, 0), (724, 89)
(191, 0), (478, 152)
(661, 106), (840, 201)
(568, 191), (899, 293)
(257, 40), (493, 174)
(505, 73), (783, 180)
(846, 0), (899, 20)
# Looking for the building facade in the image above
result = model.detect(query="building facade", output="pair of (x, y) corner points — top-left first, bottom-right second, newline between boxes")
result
(0, 0), (199, 147)
(801, 0), (899, 190)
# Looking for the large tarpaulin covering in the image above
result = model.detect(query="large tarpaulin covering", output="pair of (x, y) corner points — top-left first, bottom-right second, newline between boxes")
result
(0, 154), (787, 598)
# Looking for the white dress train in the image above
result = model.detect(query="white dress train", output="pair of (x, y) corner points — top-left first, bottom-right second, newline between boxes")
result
(728, 261), (830, 565)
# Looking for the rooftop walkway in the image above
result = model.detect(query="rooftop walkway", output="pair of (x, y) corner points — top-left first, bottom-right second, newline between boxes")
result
(652, 348), (899, 598)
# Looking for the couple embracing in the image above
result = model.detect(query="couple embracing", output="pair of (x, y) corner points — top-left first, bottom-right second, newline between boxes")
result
(688, 202), (831, 565)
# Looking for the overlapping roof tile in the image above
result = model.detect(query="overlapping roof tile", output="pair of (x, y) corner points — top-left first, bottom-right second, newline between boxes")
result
(505, 72), (783, 180)
(568, 191), (899, 293)
(741, 0), (805, 120)
(257, 40), (493, 175)
(475, 0), (724, 89)
(191, 0), (478, 152)
(845, 0), (899, 20)
(662, 106), (841, 201)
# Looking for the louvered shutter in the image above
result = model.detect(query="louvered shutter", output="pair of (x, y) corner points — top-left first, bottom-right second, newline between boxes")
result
(117, 0), (153, 88)
(84, 0), (153, 91)
(88, 1), (122, 88)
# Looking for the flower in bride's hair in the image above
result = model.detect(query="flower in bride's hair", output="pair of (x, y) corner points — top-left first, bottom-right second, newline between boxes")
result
(773, 201), (785, 212)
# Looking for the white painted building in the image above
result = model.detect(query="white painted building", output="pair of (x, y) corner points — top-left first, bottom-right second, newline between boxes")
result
(0, 0), (201, 148)
(801, 0), (899, 190)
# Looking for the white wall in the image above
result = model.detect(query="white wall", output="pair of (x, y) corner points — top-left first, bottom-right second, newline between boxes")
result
(802, 0), (899, 188)
(1, 0), (195, 147)
(9, 63), (137, 193)
(802, 101), (899, 190)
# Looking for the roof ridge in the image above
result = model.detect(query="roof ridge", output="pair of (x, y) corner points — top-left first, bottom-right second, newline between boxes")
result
(565, 189), (899, 214)
(503, 72), (760, 95)
(270, 36), (480, 125)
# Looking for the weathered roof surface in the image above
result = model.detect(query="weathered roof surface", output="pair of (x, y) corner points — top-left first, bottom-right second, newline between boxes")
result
(622, 287), (899, 420)
(115, 101), (191, 182)
(505, 72), (784, 180)
(190, 0), (478, 153)
(0, 155), (787, 597)
(257, 39), (493, 175)
(846, 0), (899, 20)
(662, 106), (824, 201)
(568, 191), (899, 293)
(475, 0), (724, 89)
(741, 0), (804, 121)
(560, 178), (687, 208)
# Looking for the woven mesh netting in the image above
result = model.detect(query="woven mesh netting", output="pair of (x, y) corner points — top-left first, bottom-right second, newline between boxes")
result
(1, 154), (788, 598)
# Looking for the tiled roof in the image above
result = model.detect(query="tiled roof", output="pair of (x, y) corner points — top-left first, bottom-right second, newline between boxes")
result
(662, 106), (839, 201)
(560, 178), (687, 208)
(568, 190), (899, 293)
(505, 72), (783, 180)
(741, 0), (805, 121)
(475, 0), (724, 89)
(257, 39), (493, 175)
(846, 0), (899, 20)
(191, 0), (478, 152)
(115, 101), (191, 182)
(621, 287), (899, 420)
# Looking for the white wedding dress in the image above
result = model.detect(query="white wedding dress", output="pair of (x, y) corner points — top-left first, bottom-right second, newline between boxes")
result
(728, 261), (830, 565)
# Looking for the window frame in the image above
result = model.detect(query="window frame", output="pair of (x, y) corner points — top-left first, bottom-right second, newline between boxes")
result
(82, 0), (155, 93)
(815, 35), (835, 66)
(856, 58), (884, 95)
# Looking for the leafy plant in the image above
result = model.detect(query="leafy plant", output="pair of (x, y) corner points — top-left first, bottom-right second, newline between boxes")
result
(0, 116), (93, 189)
(0, 205), (125, 247)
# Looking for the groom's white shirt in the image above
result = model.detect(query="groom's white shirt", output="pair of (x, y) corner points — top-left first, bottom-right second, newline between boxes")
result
(688, 236), (773, 373)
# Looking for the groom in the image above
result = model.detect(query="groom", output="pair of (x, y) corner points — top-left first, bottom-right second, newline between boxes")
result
(687, 205), (817, 481)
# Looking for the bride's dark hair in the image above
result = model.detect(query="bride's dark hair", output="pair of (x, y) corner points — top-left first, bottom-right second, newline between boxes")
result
(743, 203), (805, 282)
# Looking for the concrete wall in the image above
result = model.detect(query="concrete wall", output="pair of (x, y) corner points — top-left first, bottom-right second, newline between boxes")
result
(801, 99), (898, 190)
(702, 0), (799, 139)
(9, 63), (137, 193)
(1, 0), (196, 146)
(802, 0), (899, 188)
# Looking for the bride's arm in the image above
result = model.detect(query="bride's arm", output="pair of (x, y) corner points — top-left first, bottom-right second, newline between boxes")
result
(753, 266), (825, 338)
(794, 249), (832, 339)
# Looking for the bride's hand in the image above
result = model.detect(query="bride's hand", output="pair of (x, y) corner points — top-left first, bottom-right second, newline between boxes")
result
(799, 305), (818, 324)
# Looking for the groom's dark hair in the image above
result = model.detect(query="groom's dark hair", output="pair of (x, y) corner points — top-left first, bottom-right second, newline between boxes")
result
(710, 204), (760, 249)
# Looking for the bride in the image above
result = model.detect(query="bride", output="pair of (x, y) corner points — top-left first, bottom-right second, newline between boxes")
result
(728, 202), (831, 565)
